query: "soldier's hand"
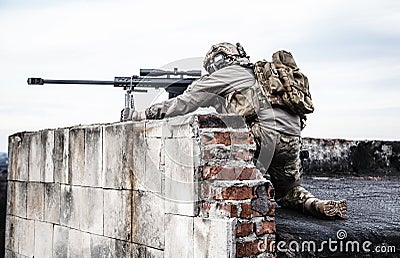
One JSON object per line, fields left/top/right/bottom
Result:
{"left": 120, "top": 109, "right": 145, "bottom": 122}
{"left": 130, "top": 111, "right": 146, "bottom": 121}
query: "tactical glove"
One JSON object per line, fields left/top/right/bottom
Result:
{"left": 130, "top": 111, "right": 146, "bottom": 121}
{"left": 120, "top": 109, "right": 146, "bottom": 122}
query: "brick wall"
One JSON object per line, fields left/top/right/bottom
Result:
{"left": 5, "top": 114, "right": 276, "bottom": 258}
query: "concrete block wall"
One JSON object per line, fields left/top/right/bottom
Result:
{"left": 6, "top": 114, "right": 275, "bottom": 258}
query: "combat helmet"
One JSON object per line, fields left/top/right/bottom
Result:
{"left": 203, "top": 42, "right": 247, "bottom": 74}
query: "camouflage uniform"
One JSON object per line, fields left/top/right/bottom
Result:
{"left": 141, "top": 43, "right": 346, "bottom": 219}
{"left": 251, "top": 123, "right": 314, "bottom": 210}
{"left": 144, "top": 59, "right": 258, "bottom": 119}
{"left": 144, "top": 59, "right": 315, "bottom": 212}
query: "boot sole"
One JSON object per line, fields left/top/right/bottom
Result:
{"left": 323, "top": 199, "right": 347, "bottom": 219}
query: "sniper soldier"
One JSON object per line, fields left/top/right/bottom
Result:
{"left": 125, "top": 42, "right": 347, "bottom": 219}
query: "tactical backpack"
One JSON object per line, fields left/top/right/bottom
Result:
{"left": 253, "top": 50, "right": 314, "bottom": 117}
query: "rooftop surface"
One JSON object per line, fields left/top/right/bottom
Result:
{"left": 275, "top": 176, "right": 400, "bottom": 257}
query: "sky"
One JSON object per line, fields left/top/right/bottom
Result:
{"left": 0, "top": 0, "right": 399, "bottom": 152}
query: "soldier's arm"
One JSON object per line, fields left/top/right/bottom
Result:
{"left": 145, "top": 70, "right": 233, "bottom": 119}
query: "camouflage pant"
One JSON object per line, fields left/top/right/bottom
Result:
{"left": 251, "top": 123, "right": 314, "bottom": 210}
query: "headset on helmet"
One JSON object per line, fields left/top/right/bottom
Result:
{"left": 203, "top": 42, "right": 248, "bottom": 74}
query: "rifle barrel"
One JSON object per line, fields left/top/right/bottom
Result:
{"left": 28, "top": 78, "right": 114, "bottom": 85}
{"left": 44, "top": 79, "right": 114, "bottom": 85}
{"left": 28, "top": 77, "right": 196, "bottom": 88}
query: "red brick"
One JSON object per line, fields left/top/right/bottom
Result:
{"left": 236, "top": 238, "right": 275, "bottom": 257}
{"left": 202, "top": 149, "right": 213, "bottom": 160}
{"left": 216, "top": 203, "right": 238, "bottom": 217}
{"left": 236, "top": 222, "right": 254, "bottom": 237}
{"left": 202, "top": 166, "right": 224, "bottom": 179}
{"left": 236, "top": 168, "right": 260, "bottom": 180}
{"left": 267, "top": 202, "right": 275, "bottom": 216}
{"left": 240, "top": 203, "right": 262, "bottom": 218}
{"left": 202, "top": 166, "right": 260, "bottom": 180}
{"left": 201, "top": 132, "right": 231, "bottom": 145}
{"left": 267, "top": 237, "right": 276, "bottom": 253}
{"left": 233, "top": 132, "right": 254, "bottom": 144}
{"left": 200, "top": 133, "right": 215, "bottom": 145}
{"left": 200, "top": 182, "right": 211, "bottom": 199}
{"left": 200, "top": 131, "right": 254, "bottom": 146}
{"left": 219, "top": 186, "right": 253, "bottom": 200}
{"left": 202, "top": 202, "right": 211, "bottom": 212}
{"left": 256, "top": 220, "right": 276, "bottom": 235}
{"left": 236, "top": 240, "right": 264, "bottom": 257}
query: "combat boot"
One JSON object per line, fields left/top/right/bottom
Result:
{"left": 304, "top": 198, "right": 347, "bottom": 220}
{"left": 277, "top": 186, "right": 347, "bottom": 220}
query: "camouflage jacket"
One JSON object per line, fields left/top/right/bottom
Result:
{"left": 145, "top": 59, "right": 301, "bottom": 136}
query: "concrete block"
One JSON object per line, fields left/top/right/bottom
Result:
{"left": 6, "top": 181, "right": 27, "bottom": 217}
{"left": 7, "top": 134, "right": 15, "bottom": 181}
{"left": 84, "top": 126, "right": 103, "bottom": 187}
{"left": 145, "top": 115, "right": 196, "bottom": 138}
{"left": 28, "top": 133, "right": 44, "bottom": 182}
{"left": 17, "top": 135, "right": 30, "bottom": 182}
{"left": 27, "top": 182, "right": 44, "bottom": 221}
{"left": 17, "top": 218, "right": 35, "bottom": 257}
{"left": 6, "top": 181, "right": 14, "bottom": 216}
{"left": 132, "top": 191, "right": 164, "bottom": 249}
{"left": 114, "top": 239, "right": 132, "bottom": 258}
{"left": 34, "top": 221, "right": 53, "bottom": 258}
{"left": 103, "top": 123, "right": 145, "bottom": 189}
{"left": 145, "top": 120, "right": 169, "bottom": 138}
{"left": 90, "top": 234, "right": 114, "bottom": 258}
{"left": 164, "top": 214, "right": 194, "bottom": 258}
{"left": 44, "top": 183, "right": 60, "bottom": 224}
{"left": 144, "top": 247, "right": 164, "bottom": 258}
{"left": 104, "top": 189, "right": 131, "bottom": 241}
{"left": 166, "top": 115, "right": 196, "bottom": 138}
{"left": 53, "top": 225, "right": 69, "bottom": 258}
{"left": 79, "top": 186, "right": 103, "bottom": 235}
{"left": 4, "top": 249, "right": 17, "bottom": 258}
{"left": 69, "top": 228, "right": 91, "bottom": 258}
{"left": 44, "top": 130, "right": 55, "bottom": 182}
{"left": 137, "top": 138, "right": 162, "bottom": 193}
{"left": 8, "top": 133, "right": 29, "bottom": 182}
{"left": 132, "top": 243, "right": 163, "bottom": 258}
{"left": 103, "top": 124, "right": 125, "bottom": 189}
{"left": 164, "top": 138, "right": 199, "bottom": 216}
{"left": 69, "top": 128, "right": 85, "bottom": 186}
{"left": 193, "top": 217, "right": 236, "bottom": 258}
{"left": 60, "top": 185, "right": 80, "bottom": 229}
{"left": 5, "top": 215, "right": 17, "bottom": 252}
{"left": 126, "top": 123, "right": 146, "bottom": 191}
{"left": 54, "top": 129, "right": 69, "bottom": 184}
